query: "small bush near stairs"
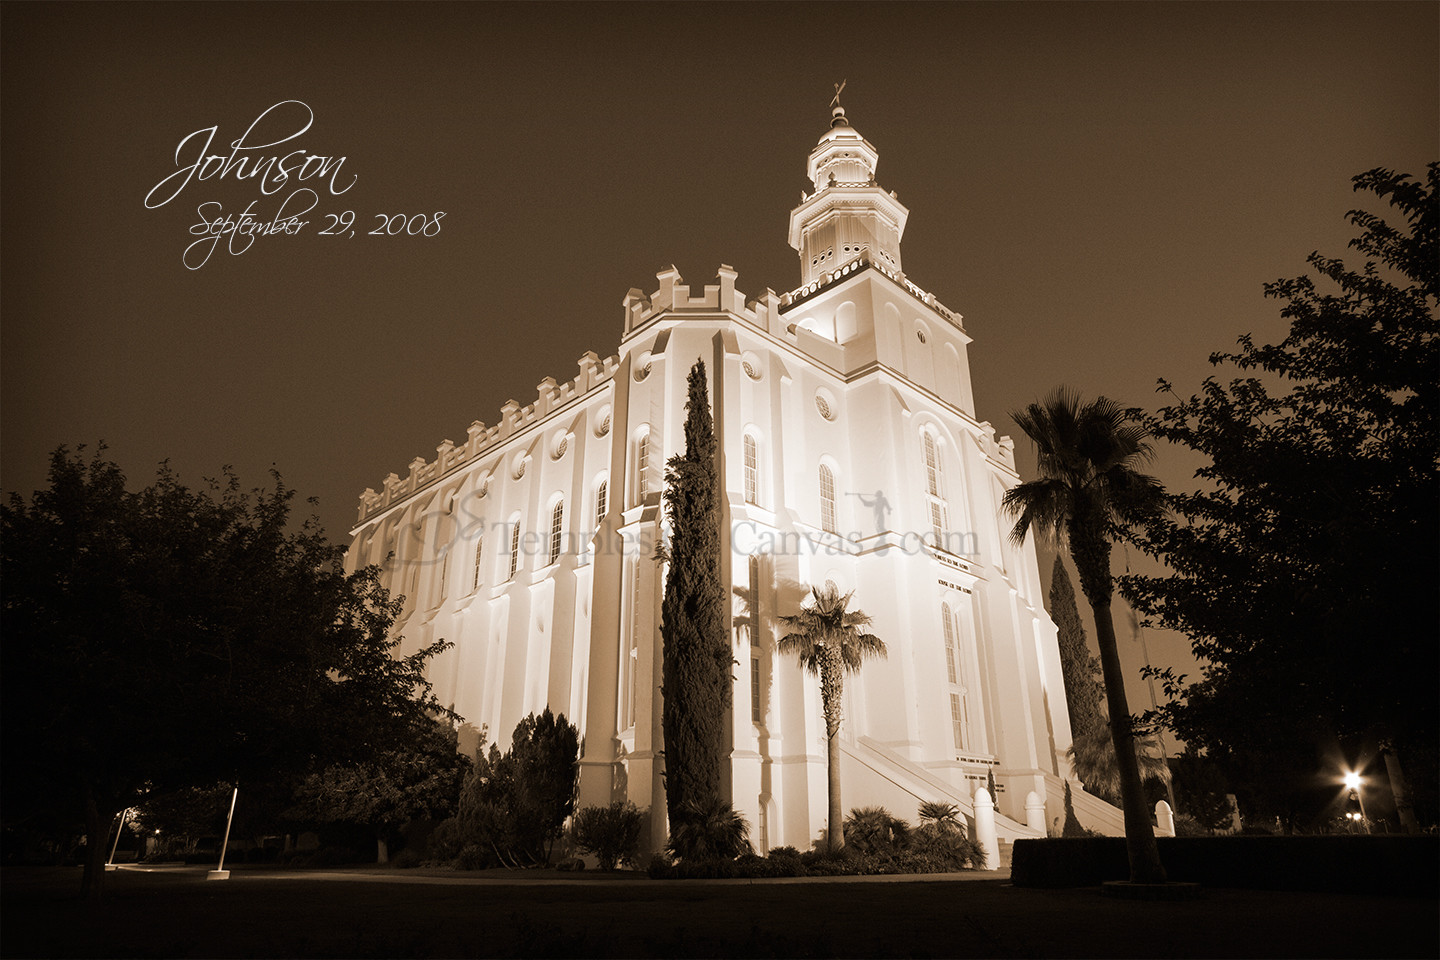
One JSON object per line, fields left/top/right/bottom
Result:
{"left": 649, "top": 803, "right": 989, "bottom": 878}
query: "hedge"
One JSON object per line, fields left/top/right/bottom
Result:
{"left": 1011, "top": 836, "right": 1439, "bottom": 894}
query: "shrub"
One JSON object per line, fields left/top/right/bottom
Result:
{"left": 455, "top": 843, "right": 489, "bottom": 871}
{"left": 666, "top": 798, "right": 751, "bottom": 863}
{"left": 800, "top": 846, "right": 861, "bottom": 876}
{"left": 570, "top": 801, "right": 646, "bottom": 870}
{"left": 1173, "top": 813, "right": 1209, "bottom": 837}
{"left": 426, "top": 817, "right": 466, "bottom": 861}
{"left": 762, "top": 850, "right": 806, "bottom": 877}
{"left": 844, "top": 806, "right": 910, "bottom": 855}
{"left": 766, "top": 845, "right": 804, "bottom": 874}
{"left": 646, "top": 851, "right": 676, "bottom": 879}
{"left": 555, "top": 856, "right": 585, "bottom": 872}
{"left": 391, "top": 848, "right": 423, "bottom": 869}
{"left": 452, "top": 711, "right": 580, "bottom": 867}
{"left": 912, "top": 822, "right": 987, "bottom": 869}
{"left": 912, "top": 799, "right": 986, "bottom": 869}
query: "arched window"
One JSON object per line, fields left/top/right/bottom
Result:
{"left": 819, "top": 464, "right": 837, "bottom": 533}
{"left": 743, "top": 434, "right": 759, "bottom": 505}
{"left": 471, "top": 531, "right": 484, "bottom": 592}
{"left": 922, "top": 430, "right": 949, "bottom": 545}
{"left": 637, "top": 431, "right": 651, "bottom": 501}
{"left": 507, "top": 519, "right": 521, "bottom": 581}
{"left": 548, "top": 499, "right": 565, "bottom": 566}
{"left": 595, "top": 479, "right": 608, "bottom": 526}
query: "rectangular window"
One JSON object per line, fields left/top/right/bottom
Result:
{"left": 508, "top": 522, "right": 520, "bottom": 580}
{"left": 924, "top": 434, "right": 941, "bottom": 497}
{"left": 471, "top": 533, "right": 484, "bottom": 592}
{"left": 942, "top": 606, "right": 959, "bottom": 685}
{"left": 751, "top": 656, "right": 762, "bottom": 722}
{"left": 950, "top": 693, "right": 965, "bottom": 751}
{"left": 595, "top": 480, "right": 607, "bottom": 525}
{"left": 626, "top": 562, "right": 641, "bottom": 728}
{"left": 638, "top": 434, "right": 650, "bottom": 500}
{"left": 744, "top": 435, "right": 758, "bottom": 504}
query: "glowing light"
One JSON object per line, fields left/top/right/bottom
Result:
{"left": 1343, "top": 771, "right": 1362, "bottom": 790}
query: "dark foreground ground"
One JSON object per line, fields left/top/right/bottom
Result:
{"left": 3, "top": 863, "right": 1436, "bottom": 959}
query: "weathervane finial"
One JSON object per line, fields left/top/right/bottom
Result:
{"left": 829, "top": 80, "right": 849, "bottom": 127}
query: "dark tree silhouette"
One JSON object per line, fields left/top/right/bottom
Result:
{"left": 1124, "top": 164, "right": 1439, "bottom": 830}
{"left": 1, "top": 447, "right": 448, "bottom": 898}
{"left": 659, "top": 360, "right": 729, "bottom": 834}
{"left": 1049, "top": 555, "right": 1106, "bottom": 746}
{"left": 1003, "top": 392, "right": 1167, "bottom": 883}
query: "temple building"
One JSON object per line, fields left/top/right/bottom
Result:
{"left": 346, "top": 103, "right": 1123, "bottom": 853}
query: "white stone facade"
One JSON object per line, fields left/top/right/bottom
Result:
{"left": 347, "top": 108, "right": 1108, "bottom": 851}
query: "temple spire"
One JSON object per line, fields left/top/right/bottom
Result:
{"left": 787, "top": 92, "right": 910, "bottom": 285}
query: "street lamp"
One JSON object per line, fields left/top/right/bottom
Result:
{"left": 1342, "top": 771, "right": 1370, "bottom": 834}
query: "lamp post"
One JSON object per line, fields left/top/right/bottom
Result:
{"left": 207, "top": 784, "right": 239, "bottom": 881}
{"left": 104, "top": 808, "right": 130, "bottom": 871}
{"left": 1343, "top": 771, "right": 1370, "bottom": 834}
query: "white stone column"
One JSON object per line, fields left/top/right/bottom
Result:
{"left": 1155, "top": 799, "right": 1175, "bottom": 837}
{"left": 1025, "top": 790, "right": 1047, "bottom": 833}
{"left": 973, "top": 786, "right": 999, "bottom": 869}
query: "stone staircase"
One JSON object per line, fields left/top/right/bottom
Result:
{"left": 842, "top": 737, "right": 1044, "bottom": 844}
{"left": 995, "top": 838, "right": 1013, "bottom": 872}
{"left": 1041, "top": 771, "right": 1126, "bottom": 836}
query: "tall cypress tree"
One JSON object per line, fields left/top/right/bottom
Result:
{"left": 1049, "top": 554, "right": 1105, "bottom": 743}
{"left": 660, "top": 359, "right": 729, "bottom": 831}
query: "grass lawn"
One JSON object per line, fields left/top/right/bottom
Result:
{"left": 3, "top": 864, "right": 1435, "bottom": 958}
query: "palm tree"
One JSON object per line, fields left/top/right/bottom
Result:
{"left": 915, "top": 800, "right": 986, "bottom": 868}
{"left": 666, "top": 797, "right": 752, "bottom": 862}
{"left": 1067, "top": 721, "right": 1173, "bottom": 803}
{"left": 1002, "top": 388, "right": 1168, "bottom": 884}
{"left": 916, "top": 800, "right": 962, "bottom": 831}
{"left": 778, "top": 583, "right": 887, "bottom": 854}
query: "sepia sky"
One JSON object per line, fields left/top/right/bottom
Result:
{"left": 3, "top": 1, "right": 1435, "bottom": 717}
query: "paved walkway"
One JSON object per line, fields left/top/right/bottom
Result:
{"left": 115, "top": 861, "right": 1012, "bottom": 885}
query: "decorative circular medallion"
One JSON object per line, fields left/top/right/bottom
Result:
{"left": 815, "top": 393, "right": 836, "bottom": 421}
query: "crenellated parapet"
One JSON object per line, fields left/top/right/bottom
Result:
{"left": 624, "top": 264, "right": 782, "bottom": 338}
{"left": 356, "top": 350, "right": 621, "bottom": 523}
{"left": 779, "top": 252, "right": 964, "bottom": 331}
{"left": 975, "top": 420, "right": 1019, "bottom": 474}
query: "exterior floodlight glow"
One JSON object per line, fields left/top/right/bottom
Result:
{"left": 1343, "top": 771, "right": 1362, "bottom": 790}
